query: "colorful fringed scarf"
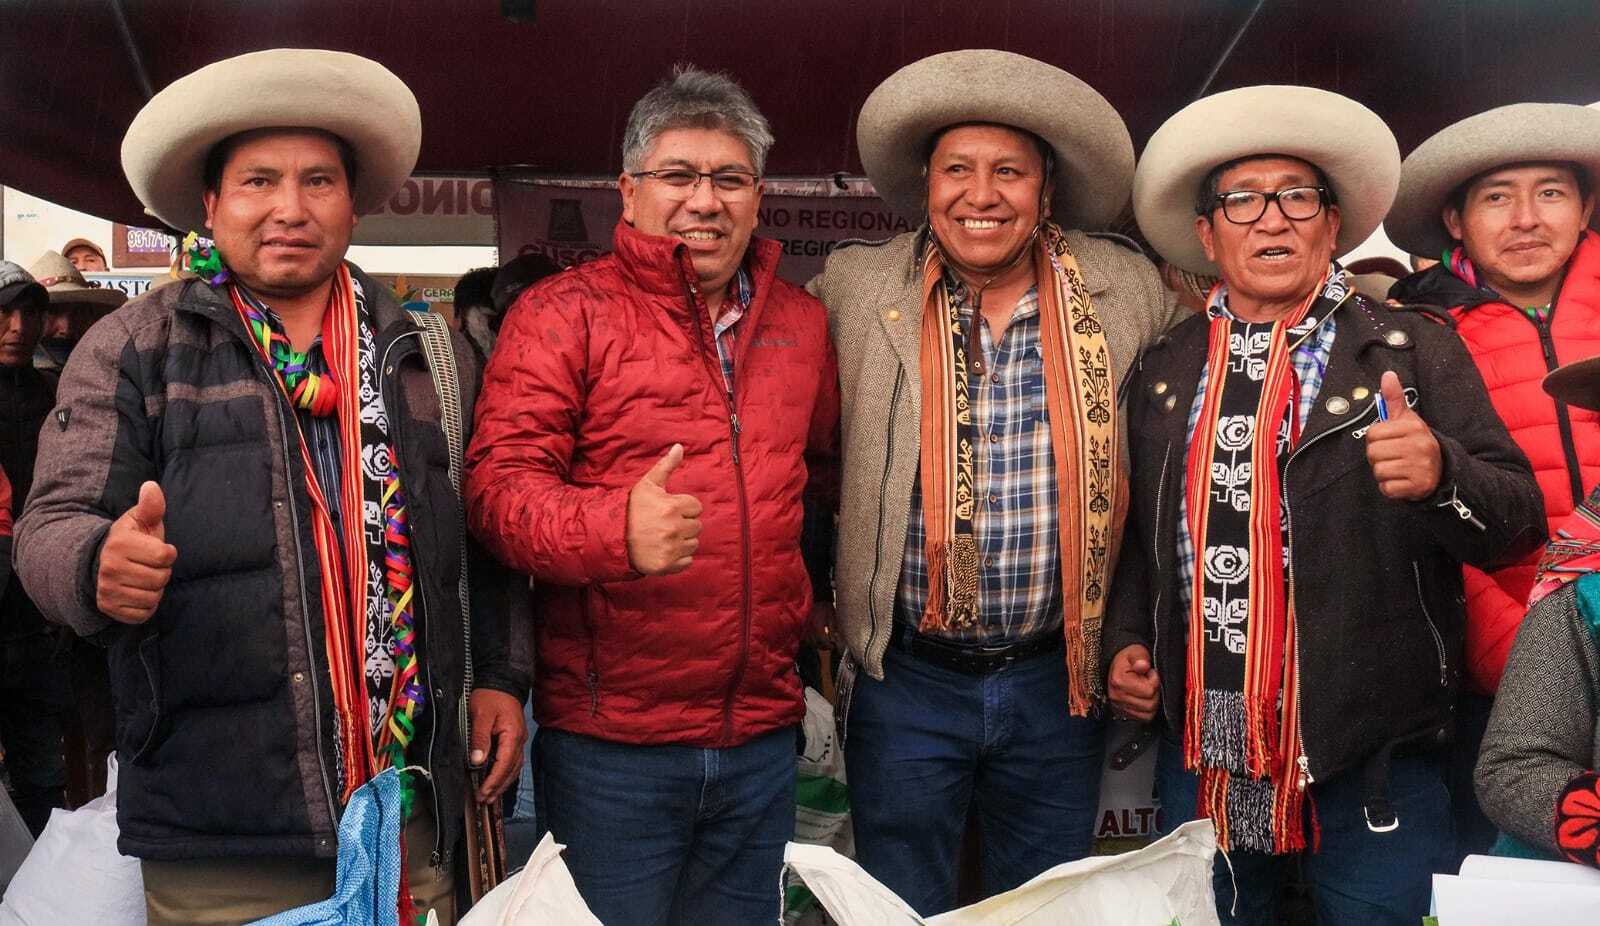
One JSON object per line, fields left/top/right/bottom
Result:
{"left": 1530, "top": 482, "right": 1600, "bottom": 608}
{"left": 917, "top": 221, "right": 1123, "bottom": 715}
{"left": 1183, "top": 270, "right": 1351, "bottom": 854}
{"left": 230, "top": 265, "right": 426, "bottom": 921}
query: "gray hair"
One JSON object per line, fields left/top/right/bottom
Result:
{"left": 621, "top": 65, "right": 775, "bottom": 175}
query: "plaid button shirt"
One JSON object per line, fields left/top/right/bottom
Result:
{"left": 711, "top": 268, "right": 753, "bottom": 391}
{"left": 1175, "top": 284, "right": 1338, "bottom": 611}
{"left": 895, "top": 280, "right": 1063, "bottom": 644}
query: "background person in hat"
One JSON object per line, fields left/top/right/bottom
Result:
{"left": 27, "top": 249, "right": 127, "bottom": 372}
{"left": 1107, "top": 85, "right": 1544, "bottom": 925}
{"left": 23, "top": 250, "right": 126, "bottom": 808}
{"left": 1386, "top": 102, "right": 1600, "bottom": 863}
{"left": 14, "top": 49, "right": 530, "bottom": 925}
{"left": 60, "top": 238, "right": 108, "bottom": 273}
{"left": 807, "top": 49, "right": 1186, "bottom": 913}
{"left": 464, "top": 66, "right": 839, "bottom": 924}
{"left": 0, "top": 260, "right": 71, "bottom": 837}
{"left": 1477, "top": 354, "right": 1600, "bottom": 872}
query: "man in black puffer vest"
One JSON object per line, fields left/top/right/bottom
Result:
{"left": 15, "top": 51, "right": 530, "bottom": 926}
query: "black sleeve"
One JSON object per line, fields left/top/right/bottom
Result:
{"left": 1408, "top": 320, "right": 1546, "bottom": 568}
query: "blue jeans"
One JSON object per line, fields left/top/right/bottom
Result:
{"left": 844, "top": 645, "right": 1105, "bottom": 915}
{"left": 1155, "top": 735, "right": 1454, "bottom": 926}
{"left": 536, "top": 726, "right": 797, "bottom": 926}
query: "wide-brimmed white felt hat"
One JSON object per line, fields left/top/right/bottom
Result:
{"left": 1133, "top": 85, "right": 1400, "bottom": 275}
{"left": 1385, "top": 102, "right": 1600, "bottom": 259}
{"left": 121, "top": 48, "right": 420, "bottom": 234}
{"left": 857, "top": 49, "right": 1133, "bottom": 230}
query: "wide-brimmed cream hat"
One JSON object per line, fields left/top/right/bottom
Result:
{"left": 857, "top": 50, "right": 1133, "bottom": 229}
{"left": 1385, "top": 103, "right": 1600, "bottom": 259}
{"left": 1133, "top": 85, "right": 1400, "bottom": 275}
{"left": 27, "top": 251, "right": 127, "bottom": 309}
{"left": 121, "top": 48, "right": 421, "bottom": 234}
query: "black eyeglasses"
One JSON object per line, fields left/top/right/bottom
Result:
{"left": 629, "top": 168, "right": 761, "bottom": 199}
{"left": 1203, "top": 186, "right": 1333, "bottom": 224}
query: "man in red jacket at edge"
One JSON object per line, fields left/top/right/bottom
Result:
{"left": 464, "top": 65, "right": 839, "bottom": 925}
{"left": 1387, "top": 102, "right": 1600, "bottom": 859}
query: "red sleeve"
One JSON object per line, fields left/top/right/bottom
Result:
{"left": 0, "top": 464, "right": 14, "bottom": 539}
{"left": 463, "top": 282, "right": 636, "bottom": 587}
{"left": 1463, "top": 564, "right": 1525, "bottom": 695}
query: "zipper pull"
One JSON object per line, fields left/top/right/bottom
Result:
{"left": 729, "top": 410, "right": 742, "bottom": 464}
{"left": 1297, "top": 754, "right": 1315, "bottom": 787}
{"left": 1434, "top": 485, "right": 1486, "bottom": 531}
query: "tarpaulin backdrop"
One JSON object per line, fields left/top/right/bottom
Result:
{"left": 494, "top": 173, "right": 913, "bottom": 285}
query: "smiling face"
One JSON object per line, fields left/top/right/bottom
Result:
{"left": 925, "top": 124, "right": 1052, "bottom": 280}
{"left": 1195, "top": 156, "right": 1341, "bottom": 319}
{"left": 201, "top": 129, "right": 358, "bottom": 301}
{"left": 619, "top": 127, "right": 762, "bottom": 298}
{"left": 1443, "top": 162, "right": 1593, "bottom": 306}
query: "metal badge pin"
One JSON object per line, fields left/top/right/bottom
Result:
{"left": 1163, "top": 395, "right": 1177, "bottom": 412}
{"left": 1352, "top": 386, "right": 1371, "bottom": 401}
{"left": 1153, "top": 381, "right": 1169, "bottom": 395}
{"left": 1325, "top": 396, "right": 1351, "bottom": 415}
{"left": 1384, "top": 329, "right": 1410, "bottom": 347}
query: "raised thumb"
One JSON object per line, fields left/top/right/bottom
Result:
{"left": 130, "top": 481, "right": 166, "bottom": 537}
{"left": 641, "top": 444, "right": 684, "bottom": 489}
{"left": 1380, "top": 371, "right": 1409, "bottom": 418}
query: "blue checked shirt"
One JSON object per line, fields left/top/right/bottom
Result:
{"left": 1175, "top": 281, "right": 1338, "bottom": 611}
{"left": 711, "top": 268, "right": 753, "bottom": 391}
{"left": 895, "top": 280, "right": 1063, "bottom": 644}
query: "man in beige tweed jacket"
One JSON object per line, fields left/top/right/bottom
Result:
{"left": 806, "top": 50, "right": 1186, "bottom": 914}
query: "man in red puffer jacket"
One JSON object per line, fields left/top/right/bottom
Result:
{"left": 1387, "top": 101, "right": 1600, "bottom": 860}
{"left": 464, "top": 66, "right": 838, "bottom": 926}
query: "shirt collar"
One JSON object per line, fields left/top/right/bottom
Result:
{"left": 1205, "top": 262, "right": 1344, "bottom": 327}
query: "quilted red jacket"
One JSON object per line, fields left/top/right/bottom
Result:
{"left": 1393, "top": 231, "right": 1600, "bottom": 694}
{"left": 465, "top": 221, "right": 840, "bottom": 747}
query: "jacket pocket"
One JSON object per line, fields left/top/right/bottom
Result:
{"left": 113, "top": 633, "right": 163, "bottom": 764}
{"left": 1411, "top": 561, "right": 1450, "bottom": 689}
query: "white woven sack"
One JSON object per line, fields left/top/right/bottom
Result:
{"left": 458, "top": 832, "right": 600, "bottom": 925}
{"left": 0, "top": 755, "right": 145, "bottom": 926}
{"left": 783, "top": 817, "right": 1220, "bottom": 926}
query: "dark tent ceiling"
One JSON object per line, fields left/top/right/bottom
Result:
{"left": 4, "top": 0, "right": 1600, "bottom": 229}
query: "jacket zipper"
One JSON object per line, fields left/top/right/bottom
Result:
{"left": 1281, "top": 401, "right": 1379, "bottom": 784}
{"left": 261, "top": 369, "right": 340, "bottom": 830}
{"left": 681, "top": 272, "right": 754, "bottom": 743}
{"left": 1410, "top": 561, "right": 1449, "bottom": 687}
{"left": 866, "top": 369, "right": 905, "bottom": 665}
{"left": 1529, "top": 312, "right": 1585, "bottom": 505}
{"left": 378, "top": 330, "right": 446, "bottom": 864}
{"left": 1150, "top": 441, "right": 1172, "bottom": 728}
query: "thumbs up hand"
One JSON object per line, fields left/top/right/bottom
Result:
{"left": 96, "top": 481, "right": 178, "bottom": 624}
{"left": 625, "top": 445, "right": 704, "bottom": 576}
{"left": 1365, "top": 371, "right": 1443, "bottom": 501}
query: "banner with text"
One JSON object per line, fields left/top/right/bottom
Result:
{"left": 494, "top": 175, "right": 914, "bottom": 285}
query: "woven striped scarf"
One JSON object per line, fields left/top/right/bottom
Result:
{"left": 1183, "top": 270, "right": 1348, "bottom": 854}
{"left": 917, "top": 221, "right": 1123, "bottom": 715}
{"left": 230, "top": 265, "right": 425, "bottom": 920}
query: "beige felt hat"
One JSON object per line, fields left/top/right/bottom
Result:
{"left": 1385, "top": 103, "right": 1600, "bottom": 259}
{"left": 1133, "top": 85, "right": 1400, "bottom": 275}
{"left": 121, "top": 48, "right": 421, "bottom": 234}
{"left": 27, "top": 251, "right": 127, "bottom": 309}
{"left": 856, "top": 50, "right": 1134, "bottom": 229}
